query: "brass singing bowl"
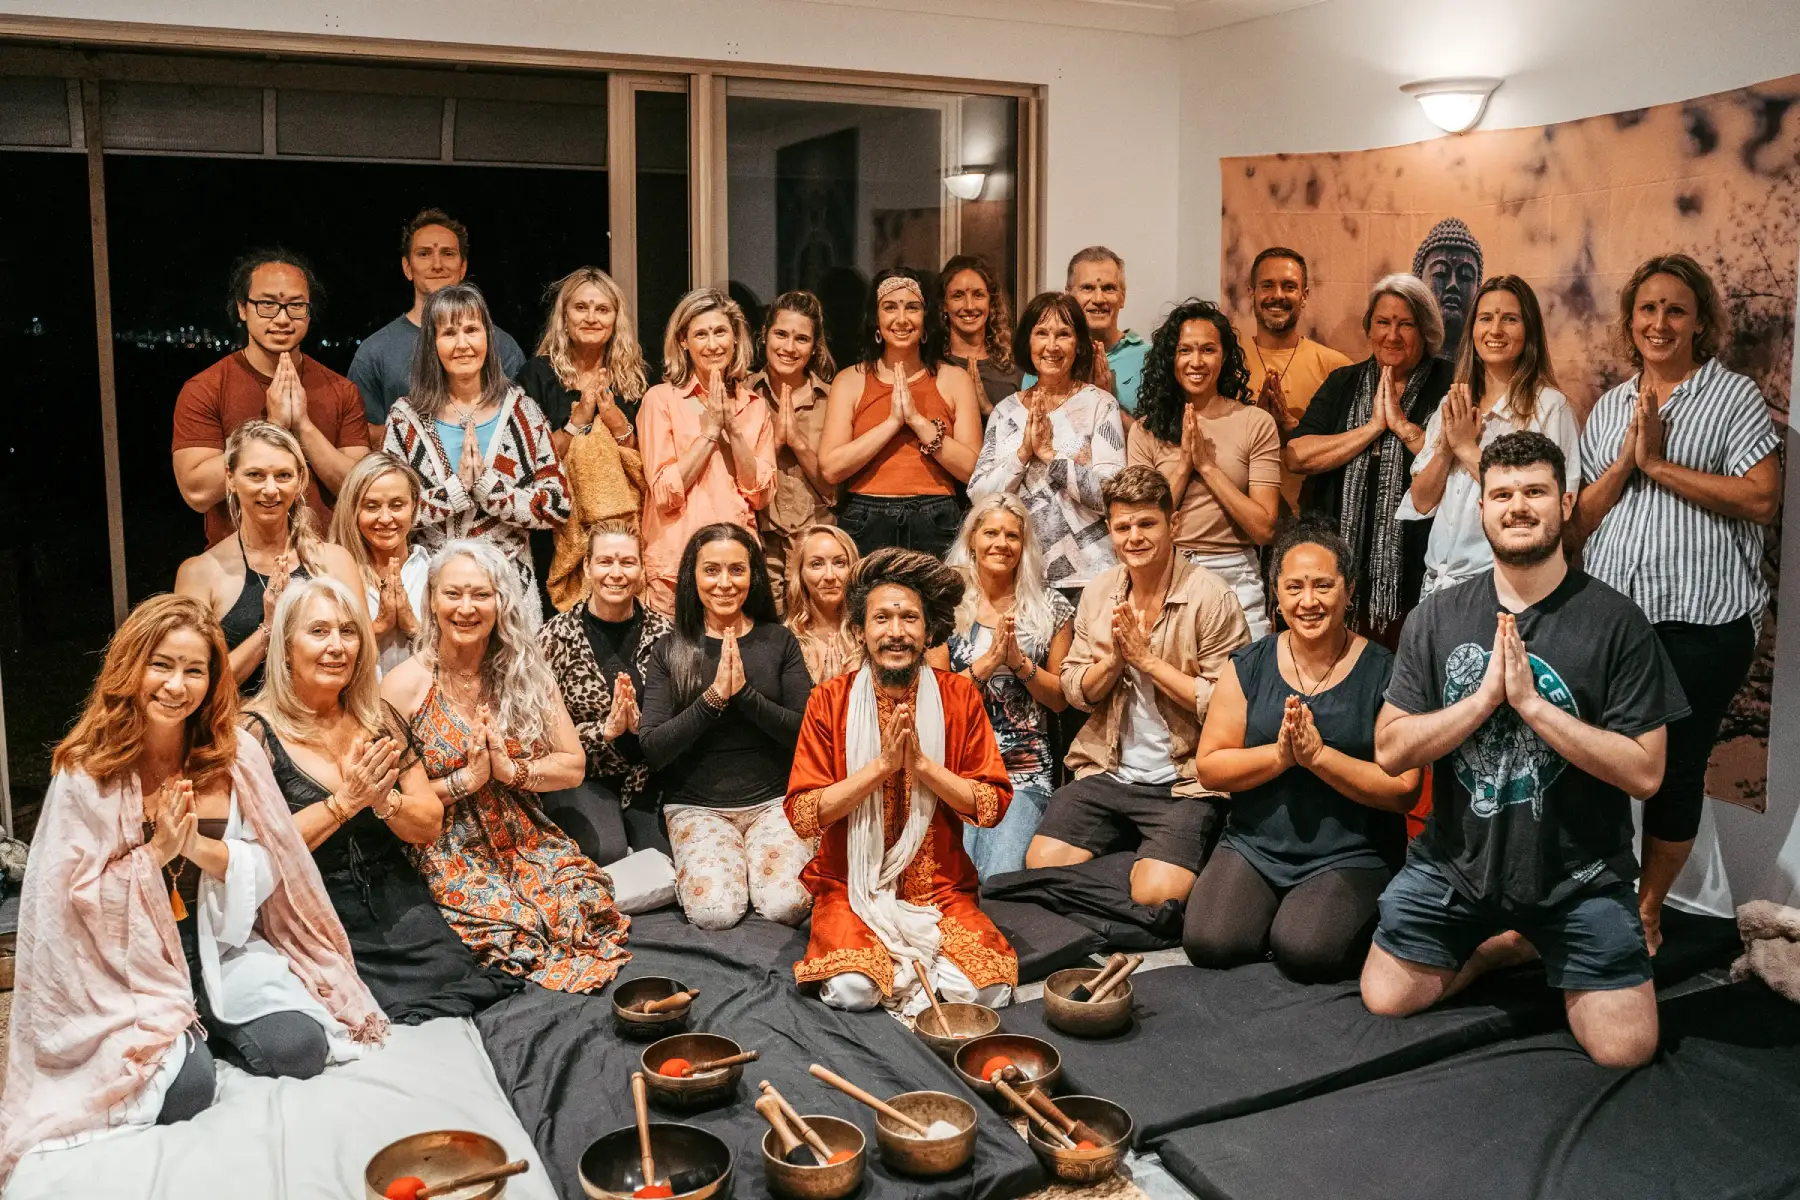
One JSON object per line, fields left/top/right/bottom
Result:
{"left": 873, "top": 1090, "right": 978, "bottom": 1178}
{"left": 1025, "top": 1095, "right": 1134, "bottom": 1184}
{"left": 577, "top": 1122, "right": 732, "bottom": 1200}
{"left": 612, "top": 976, "right": 695, "bottom": 1041}
{"left": 1042, "top": 967, "right": 1135, "bottom": 1038}
{"left": 760, "top": 1114, "right": 866, "bottom": 1199}
{"left": 364, "top": 1129, "right": 509, "bottom": 1200}
{"left": 954, "top": 1033, "right": 1062, "bottom": 1108}
{"left": 640, "top": 1033, "right": 745, "bottom": 1109}
{"left": 913, "top": 1002, "right": 1001, "bottom": 1063}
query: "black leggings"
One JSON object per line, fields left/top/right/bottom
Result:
{"left": 1183, "top": 844, "right": 1390, "bottom": 982}
{"left": 154, "top": 1010, "right": 328, "bottom": 1126}
{"left": 1643, "top": 617, "right": 1755, "bottom": 843}
{"left": 542, "top": 776, "right": 672, "bottom": 864}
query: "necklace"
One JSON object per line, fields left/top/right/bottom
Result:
{"left": 1284, "top": 627, "right": 1351, "bottom": 699}
{"left": 1252, "top": 339, "right": 1301, "bottom": 380}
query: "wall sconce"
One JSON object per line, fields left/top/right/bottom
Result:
{"left": 1401, "top": 77, "right": 1502, "bottom": 134}
{"left": 943, "top": 168, "right": 989, "bottom": 201}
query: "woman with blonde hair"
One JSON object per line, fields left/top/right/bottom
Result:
{"left": 928, "top": 492, "right": 1073, "bottom": 878}
{"left": 0, "top": 595, "right": 383, "bottom": 1181}
{"left": 520, "top": 266, "right": 647, "bottom": 456}
{"left": 381, "top": 539, "right": 631, "bottom": 992}
{"left": 246, "top": 576, "right": 519, "bottom": 1020}
{"left": 636, "top": 287, "right": 777, "bottom": 614}
{"left": 382, "top": 282, "right": 570, "bottom": 618}
{"left": 783, "top": 523, "right": 861, "bottom": 683}
{"left": 176, "top": 419, "right": 364, "bottom": 693}
{"left": 328, "top": 451, "right": 428, "bottom": 675}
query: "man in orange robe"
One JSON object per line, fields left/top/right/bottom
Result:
{"left": 786, "top": 548, "right": 1018, "bottom": 1015}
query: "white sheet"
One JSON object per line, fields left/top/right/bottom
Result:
{"left": 5, "top": 1018, "right": 555, "bottom": 1200}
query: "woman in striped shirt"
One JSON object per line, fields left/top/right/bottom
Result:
{"left": 1571, "top": 253, "right": 1782, "bottom": 954}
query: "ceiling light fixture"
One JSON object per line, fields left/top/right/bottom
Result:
{"left": 1401, "top": 77, "right": 1502, "bottom": 134}
{"left": 943, "top": 168, "right": 989, "bottom": 201}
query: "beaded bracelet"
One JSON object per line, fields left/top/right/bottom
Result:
{"left": 919, "top": 417, "right": 948, "bottom": 456}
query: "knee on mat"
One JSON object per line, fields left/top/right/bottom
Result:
{"left": 1358, "top": 970, "right": 1425, "bottom": 1018}
{"left": 750, "top": 882, "right": 812, "bottom": 928}
{"left": 818, "top": 972, "right": 882, "bottom": 1012}
{"left": 683, "top": 894, "right": 749, "bottom": 930}
{"left": 1272, "top": 930, "right": 1366, "bottom": 984}
{"left": 246, "top": 1014, "right": 330, "bottom": 1080}
{"left": 1183, "top": 925, "right": 1261, "bottom": 970}
{"left": 1579, "top": 1023, "right": 1659, "bottom": 1070}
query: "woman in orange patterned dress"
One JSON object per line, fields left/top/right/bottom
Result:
{"left": 382, "top": 538, "right": 629, "bottom": 992}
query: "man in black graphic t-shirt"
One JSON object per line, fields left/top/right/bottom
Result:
{"left": 1365, "top": 432, "right": 1687, "bottom": 1069}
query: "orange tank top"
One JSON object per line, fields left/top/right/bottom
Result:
{"left": 848, "top": 368, "right": 956, "bottom": 496}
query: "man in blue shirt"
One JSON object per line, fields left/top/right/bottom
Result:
{"left": 351, "top": 207, "right": 527, "bottom": 445}
{"left": 1023, "top": 245, "right": 1148, "bottom": 424}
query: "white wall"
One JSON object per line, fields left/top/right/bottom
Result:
{"left": 1, "top": 0, "right": 1182, "bottom": 333}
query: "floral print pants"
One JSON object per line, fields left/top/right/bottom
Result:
{"left": 664, "top": 799, "right": 814, "bottom": 930}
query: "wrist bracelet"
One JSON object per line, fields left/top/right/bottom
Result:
{"left": 564, "top": 420, "right": 593, "bottom": 436}
{"left": 374, "top": 787, "right": 403, "bottom": 820}
{"left": 323, "top": 792, "right": 350, "bottom": 824}
{"left": 702, "top": 685, "right": 727, "bottom": 711}
{"left": 919, "top": 417, "right": 948, "bottom": 456}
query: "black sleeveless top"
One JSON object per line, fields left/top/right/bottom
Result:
{"left": 1221, "top": 633, "right": 1406, "bottom": 888}
{"left": 220, "top": 535, "right": 311, "bottom": 695}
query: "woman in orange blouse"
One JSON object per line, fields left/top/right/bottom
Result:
{"left": 637, "top": 289, "right": 778, "bottom": 614}
{"left": 818, "top": 269, "right": 983, "bottom": 560}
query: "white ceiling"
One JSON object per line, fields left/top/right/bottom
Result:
{"left": 792, "top": 0, "right": 1328, "bottom": 37}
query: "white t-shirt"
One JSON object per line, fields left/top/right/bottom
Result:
{"left": 1115, "top": 665, "right": 1178, "bottom": 785}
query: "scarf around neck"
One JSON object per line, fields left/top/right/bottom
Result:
{"left": 1339, "top": 359, "right": 1427, "bottom": 633}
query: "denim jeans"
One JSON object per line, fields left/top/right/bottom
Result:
{"left": 837, "top": 493, "right": 963, "bottom": 560}
{"left": 963, "top": 781, "right": 1050, "bottom": 881}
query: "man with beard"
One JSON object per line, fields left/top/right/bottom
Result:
{"left": 1364, "top": 431, "right": 1687, "bottom": 1068}
{"left": 786, "top": 547, "right": 1018, "bottom": 1014}
{"left": 1240, "top": 248, "right": 1352, "bottom": 515}
{"left": 1023, "top": 246, "right": 1148, "bottom": 421}
{"left": 1412, "top": 218, "right": 1483, "bottom": 362}
{"left": 1027, "top": 467, "right": 1252, "bottom": 906}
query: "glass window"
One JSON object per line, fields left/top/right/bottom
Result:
{"left": 634, "top": 88, "right": 690, "bottom": 383}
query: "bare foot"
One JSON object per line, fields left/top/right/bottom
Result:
{"left": 1639, "top": 906, "right": 1663, "bottom": 957}
{"left": 1444, "top": 930, "right": 1540, "bottom": 999}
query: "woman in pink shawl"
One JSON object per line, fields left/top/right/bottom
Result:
{"left": 0, "top": 594, "right": 385, "bottom": 1185}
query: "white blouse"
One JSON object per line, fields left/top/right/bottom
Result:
{"left": 1396, "top": 386, "right": 1582, "bottom": 596}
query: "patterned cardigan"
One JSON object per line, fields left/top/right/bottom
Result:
{"left": 539, "top": 602, "right": 673, "bottom": 806}
{"left": 383, "top": 385, "right": 571, "bottom": 588}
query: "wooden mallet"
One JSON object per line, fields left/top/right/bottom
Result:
{"left": 756, "top": 1095, "right": 814, "bottom": 1166}
{"left": 670, "top": 1049, "right": 759, "bottom": 1078}
{"left": 630, "top": 1071, "right": 674, "bottom": 1198}
{"left": 633, "top": 988, "right": 700, "bottom": 1015}
{"left": 1067, "top": 953, "right": 1128, "bottom": 1003}
{"left": 1086, "top": 954, "right": 1143, "bottom": 1004}
{"left": 758, "top": 1080, "right": 836, "bottom": 1165}
{"left": 1025, "top": 1089, "right": 1106, "bottom": 1148}
{"left": 995, "top": 1078, "right": 1075, "bottom": 1149}
{"left": 910, "top": 957, "right": 951, "bottom": 1032}
{"left": 807, "top": 1063, "right": 932, "bottom": 1138}
{"left": 412, "top": 1160, "right": 530, "bottom": 1199}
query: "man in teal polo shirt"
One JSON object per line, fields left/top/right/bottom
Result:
{"left": 1023, "top": 245, "right": 1149, "bottom": 424}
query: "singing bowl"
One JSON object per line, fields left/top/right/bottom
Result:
{"left": 953, "top": 1033, "right": 1062, "bottom": 1108}
{"left": 1042, "top": 967, "right": 1135, "bottom": 1038}
{"left": 364, "top": 1129, "right": 510, "bottom": 1200}
{"left": 578, "top": 1122, "right": 732, "bottom": 1200}
{"left": 612, "top": 976, "right": 695, "bottom": 1040}
{"left": 872, "top": 1090, "right": 977, "bottom": 1178}
{"left": 1025, "top": 1095, "right": 1134, "bottom": 1184}
{"left": 913, "top": 1002, "right": 1000, "bottom": 1063}
{"left": 760, "top": 1114, "right": 866, "bottom": 1200}
{"left": 640, "top": 1033, "right": 745, "bottom": 1109}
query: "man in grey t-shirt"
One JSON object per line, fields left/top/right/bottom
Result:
{"left": 350, "top": 206, "right": 527, "bottom": 444}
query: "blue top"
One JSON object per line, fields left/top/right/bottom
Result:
{"left": 1022, "top": 329, "right": 1149, "bottom": 413}
{"left": 435, "top": 410, "right": 504, "bottom": 471}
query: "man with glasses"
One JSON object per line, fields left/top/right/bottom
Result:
{"left": 172, "top": 248, "right": 370, "bottom": 545}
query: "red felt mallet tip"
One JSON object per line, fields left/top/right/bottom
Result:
{"left": 657, "top": 1057, "right": 693, "bottom": 1078}
{"left": 826, "top": 1150, "right": 856, "bottom": 1165}
{"left": 980, "top": 1055, "right": 1015, "bottom": 1082}
{"left": 1075, "top": 1140, "right": 1098, "bottom": 1150}
{"left": 384, "top": 1177, "right": 427, "bottom": 1200}
{"left": 632, "top": 1186, "right": 675, "bottom": 1198}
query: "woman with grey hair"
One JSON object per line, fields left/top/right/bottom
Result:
{"left": 380, "top": 539, "right": 631, "bottom": 992}
{"left": 382, "top": 283, "right": 571, "bottom": 620}
{"left": 1285, "top": 273, "right": 1452, "bottom": 639}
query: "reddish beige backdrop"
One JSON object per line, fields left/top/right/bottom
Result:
{"left": 1221, "top": 75, "right": 1798, "bottom": 808}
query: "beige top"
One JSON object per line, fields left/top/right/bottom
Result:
{"left": 1059, "top": 556, "right": 1252, "bottom": 798}
{"left": 1126, "top": 403, "right": 1282, "bottom": 557}
{"left": 1240, "top": 334, "right": 1353, "bottom": 514}
{"left": 749, "top": 369, "right": 837, "bottom": 535}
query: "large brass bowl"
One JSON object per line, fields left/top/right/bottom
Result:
{"left": 611, "top": 976, "right": 696, "bottom": 1041}
{"left": 1024, "top": 1094, "right": 1134, "bottom": 1183}
{"left": 759, "top": 1114, "right": 866, "bottom": 1199}
{"left": 872, "top": 1090, "right": 977, "bottom": 1178}
{"left": 1042, "top": 966, "right": 1135, "bottom": 1038}
{"left": 577, "top": 1122, "right": 732, "bottom": 1199}
{"left": 364, "top": 1129, "right": 509, "bottom": 1200}
{"left": 640, "top": 1033, "right": 745, "bottom": 1110}
{"left": 953, "top": 1032, "right": 1062, "bottom": 1109}
{"left": 913, "top": 1002, "right": 1000, "bottom": 1063}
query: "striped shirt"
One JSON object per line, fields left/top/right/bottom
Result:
{"left": 1579, "top": 358, "right": 1779, "bottom": 626}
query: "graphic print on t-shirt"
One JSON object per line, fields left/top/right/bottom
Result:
{"left": 1442, "top": 642, "right": 1578, "bottom": 819}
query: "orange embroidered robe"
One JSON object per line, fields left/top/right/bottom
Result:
{"left": 786, "top": 671, "right": 1018, "bottom": 997}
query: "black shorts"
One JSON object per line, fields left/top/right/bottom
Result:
{"left": 1372, "top": 858, "right": 1652, "bottom": 992}
{"left": 1036, "top": 772, "right": 1220, "bottom": 872}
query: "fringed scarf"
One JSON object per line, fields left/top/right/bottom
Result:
{"left": 1338, "top": 359, "right": 1428, "bottom": 633}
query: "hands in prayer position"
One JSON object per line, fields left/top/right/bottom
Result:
{"left": 371, "top": 561, "right": 416, "bottom": 637}
{"left": 711, "top": 629, "right": 746, "bottom": 700}
{"left": 1257, "top": 368, "right": 1296, "bottom": 434}
{"left": 1183, "top": 405, "right": 1219, "bottom": 473}
{"left": 877, "top": 699, "right": 924, "bottom": 777}
{"left": 601, "top": 673, "right": 640, "bottom": 741}
{"left": 1109, "top": 600, "right": 1155, "bottom": 673}
{"left": 338, "top": 734, "right": 403, "bottom": 815}
{"left": 457, "top": 415, "right": 484, "bottom": 489}
{"left": 1374, "top": 365, "right": 1424, "bottom": 451}
{"left": 149, "top": 778, "right": 199, "bottom": 868}
{"left": 263, "top": 352, "right": 308, "bottom": 430}
{"left": 1018, "top": 393, "right": 1056, "bottom": 465}
{"left": 972, "top": 611, "right": 1027, "bottom": 682}
{"left": 1274, "top": 694, "right": 1324, "bottom": 770}
{"left": 1439, "top": 382, "right": 1485, "bottom": 473}
{"left": 260, "top": 551, "right": 293, "bottom": 627}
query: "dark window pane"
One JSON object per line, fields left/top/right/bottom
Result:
{"left": 635, "top": 89, "right": 689, "bottom": 382}
{"left": 0, "top": 77, "right": 72, "bottom": 148}
{"left": 456, "top": 98, "right": 607, "bottom": 167}
{"left": 276, "top": 90, "right": 443, "bottom": 160}
{"left": 100, "top": 81, "right": 263, "bottom": 154}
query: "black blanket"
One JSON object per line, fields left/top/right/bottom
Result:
{"left": 1156, "top": 980, "right": 1800, "bottom": 1200}
{"left": 476, "top": 910, "right": 1044, "bottom": 1200}
{"left": 983, "top": 853, "right": 1183, "bottom": 950}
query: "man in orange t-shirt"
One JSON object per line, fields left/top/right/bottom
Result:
{"left": 170, "top": 249, "right": 370, "bottom": 546}
{"left": 1239, "top": 247, "right": 1353, "bottom": 516}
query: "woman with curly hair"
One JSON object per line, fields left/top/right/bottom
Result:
{"left": 939, "top": 254, "right": 1021, "bottom": 415}
{"left": 1, "top": 595, "right": 383, "bottom": 1182}
{"left": 750, "top": 291, "right": 839, "bottom": 607}
{"left": 1128, "top": 299, "right": 1282, "bottom": 636}
{"left": 381, "top": 539, "right": 630, "bottom": 992}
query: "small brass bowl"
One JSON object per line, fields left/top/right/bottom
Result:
{"left": 578, "top": 1122, "right": 732, "bottom": 1199}
{"left": 760, "top": 1114, "right": 866, "bottom": 1199}
{"left": 640, "top": 1033, "right": 744, "bottom": 1110}
{"left": 873, "top": 1090, "right": 977, "bottom": 1178}
{"left": 1025, "top": 1094, "right": 1134, "bottom": 1183}
{"left": 1042, "top": 967, "right": 1134, "bottom": 1038}
{"left": 364, "top": 1129, "right": 509, "bottom": 1200}
{"left": 913, "top": 1002, "right": 1000, "bottom": 1063}
{"left": 954, "top": 1033, "right": 1062, "bottom": 1109}
{"left": 612, "top": 976, "right": 695, "bottom": 1041}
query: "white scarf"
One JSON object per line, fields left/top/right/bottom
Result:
{"left": 844, "top": 664, "right": 946, "bottom": 1006}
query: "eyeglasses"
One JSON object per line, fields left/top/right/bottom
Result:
{"left": 247, "top": 299, "right": 312, "bottom": 320}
